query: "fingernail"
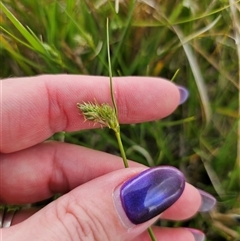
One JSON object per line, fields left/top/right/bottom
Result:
{"left": 186, "top": 228, "right": 205, "bottom": 241}
{"left": 198, "top": 189, "right": 216, "bottom": 212}
{"left": 177, "top": 86, "right": 189, "bottom": 104}
{"left": 115, "top": 167, "right": 185, "bottom": 225}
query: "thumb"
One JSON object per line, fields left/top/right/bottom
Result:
{"left": 4, "top": 167, "right": 185, "bottom": 241}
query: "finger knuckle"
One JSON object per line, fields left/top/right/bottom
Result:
{"left": 58, "top": 195, "right": 111, "bottom": 241}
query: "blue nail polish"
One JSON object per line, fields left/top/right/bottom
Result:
{"left": 120, "top": 167, "right": 185, "bottom": 224}
{"left": 177, "top": 86, "right": 189, "bottom": 104}
{"left": 186, "top": 228, "right": 206, "bottom": 241}
{"left": 198, "top": 189, "right": 216, "bottom": 212}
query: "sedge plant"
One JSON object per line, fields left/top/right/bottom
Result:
{"left": 2, "top": 1, "right": 239, "bottom": 239}
{"left": 77, "top": 18, "right": 157, "bottom": 241}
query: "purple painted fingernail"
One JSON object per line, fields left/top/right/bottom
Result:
{"left": 186, "top": 228, "right": 205, "bottom": 241}
{"left": 177, "top": 86, "right": 189, "bottom": 104}
{"left": 198, "top": 189, "right": 216, "bottom": 212}
{"left": 117, "top": 167, "right": 185, "bottom": 225}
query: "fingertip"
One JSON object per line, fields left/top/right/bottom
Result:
{"left": 160, "top": 183, "right": 201, "bottom": 220}
{"left": 114, "top": 76, "right": 181, "bottom": 123}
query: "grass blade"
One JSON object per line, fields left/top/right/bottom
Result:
{"left": 0, "top": 2, "right": 47, "bottom": 55}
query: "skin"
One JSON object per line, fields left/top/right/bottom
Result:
{"left": 0, "top": 75, "right": 202, "bottom": 241}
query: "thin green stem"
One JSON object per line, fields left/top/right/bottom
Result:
{"left": 59, "top": 131, "right": 65, "bottom": 142}
{"left": 114, "top": 130, "right": 129, "bottom": 168}
{"left": 115, "top": 128, "right": 157, "bottom": 240}
{"left": 148, "top": 227, "right": 157, "bottom": 241}
{"left": 107, "top": 18, "right": 118, "bottom": 117}
{"left": 171, "top": 68, "right": 180, "bottom": 82}
{"left": 107, "top": 17, "right": 157, "bottom": 241}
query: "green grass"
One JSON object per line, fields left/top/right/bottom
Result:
{"left": 1, "top": 0, "right": 240, "bottom": 240}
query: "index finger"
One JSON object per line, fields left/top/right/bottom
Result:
{"left": 1, "top": 75, "right": 181, "bottom": 153}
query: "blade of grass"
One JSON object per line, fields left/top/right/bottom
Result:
{"left": 229, "top": 0, "right": 240, "bottom": 182}
{"left": 0, "top": 2, "right": 47, "bottom": 55}
{"left": 0, "top": 35, "right": 43, "bottom": 71}
{"left": 195, "top": 149, "right": 226, "bottom": 198}
{"left": 56, "top": 1, "right": 95, "bottom": 50}
{"left": 172, "top": 25, "right": 212, "bottom": 124}
{"left": 177, "top": 15, "right": 221, "bottom": 47}
{"left": 0, "top": 26, "right": 34, "bottom": 50}
{"left": 115, "top": 0, "right": 119, "bottom": 13}
{"left": 131, "top": 0, "right": 240, "bottom": 28}
{"left": 0, "top": 36, "right": 33, "bottom": 75}
{"left": 112, "top": 0, "right": 135, "bottom": 67}
{"left": 126, "top": 145, "right": 155, "bottom": 167}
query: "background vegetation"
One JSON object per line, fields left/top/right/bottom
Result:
{"left": 1, "top": 0, "right": 239, "bottom": 240}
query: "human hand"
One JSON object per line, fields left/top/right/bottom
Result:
{"left": 1, "top": 75, "right": 215, "bottom": 241}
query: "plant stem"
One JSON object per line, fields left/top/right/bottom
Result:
{"left": 148, "top": 227, "right": 157, "bottom": 241}
{"left": 59, "top": 131, "right": 65, "bottom": 142}
{"left": 114, "top": 130, "right": 129, "bottom": 168}
{"left": 114, "top": 129, "right": 157, "bottom": 240}
{"left": 107, "top": 18, "right": 118, "bottom": 117}
{"left": 107, "top": 18, "right": 157, "bottom": 241}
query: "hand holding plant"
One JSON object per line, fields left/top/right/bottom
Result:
{"left": 0, "top": 74, "right": 216, "bottom": 241}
